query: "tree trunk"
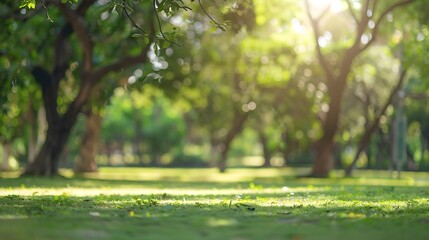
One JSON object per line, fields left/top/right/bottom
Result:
{"left": 218, "top": 144, "right": 230, "bottom": 173}
{"left": 1, "top": 143, "right": 11, "bottom": 172}
{"left": 23, "top": 116, "right": 78, "bottom": 176}
{"left": 134, "top": 113, "right": 144, "bottom": 165}
{"left": 217, "top": 112, "right": 249, "bottom": 172}
{"left": 311, "top": 137, "right": 334, "bottom": 178}
{"left": 209, "top": 136, "right": 219, "bottom": 168}
{"left": 23, "top": 70, "right": 92, "bottom": 176}
{"left": 280, "top": 131, "right": 293, "bottom": 165}
{"left": 74, "top": 111, "right": 101, "bottom": 173}
{"left": 311, "top": 88, "right": 343, "bottom": 177}
{"left": 259, "top": 131, "right": 271, "bottom": 167}
{"left": 27, "top": 101, "right": 38, "bottom": 163}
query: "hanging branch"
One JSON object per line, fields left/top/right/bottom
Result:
{"left": 152, "top": 0, "right": 181, "bottom": 47}
{"left": 42, "top": 3, "right": 53, "bottom": 22}
{"left": 122, "top": 0, "right": 156, "bottom": 40}
{"left": 197, "top": 0, "right": 224, "bottom": 30}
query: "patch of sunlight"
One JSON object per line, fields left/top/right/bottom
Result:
{"left": 0, "top": 186, "right": 318, "bottom": 197}
{"left": 207, "top": 218, "right": 238, "bottom": 227}
{"left": 339, "top": 212, "right": 367, "bottom": 219}
{"left": 79, "top": 167, "right": 309, "bottom": 183}
{"left": 298, "top": 176, "right": 426, "bottom": 187}
{"left": 0, "top": 215, "right": 28, "bottom": 219}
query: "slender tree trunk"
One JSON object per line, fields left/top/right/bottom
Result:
{"left": 27, "top": 101, "right": 38, "bottom": 163}
{"left": 134, "top": 110, "right": 144, "bottom": 164}
{"left": 258, "top": 131, "right": 271, "bottom": 167}
{"left": 280, "top": 131, "right": 292, "bottom": 165}
{"left": 218, "top": 144, "right": 230, "bottom": 173}
{"left": 37, "top": 107, "right": 47, "bottom": 146}
{"left": 74, "top": 111, "right": 101, "bottom": 173}
{"left": 1, "top": 143, "right": 11, "bottom": 171}
{"left": 209, "top": 136, "right": 219, "bottom": 168}
{"left": 345, "top": 69, "right": 407, "bottom": 176}
{"left": 420, "top": 137, "right": 427, "bottom": 163}
{"left": 217, "top": 112, "right": 249, "bottom": 172}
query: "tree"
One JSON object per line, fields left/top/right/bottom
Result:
{"left": 304, "top": 0, "right": 414, "bottom": 177}
{"left": 1, "top": 0, "right": 196, "bottom": 176}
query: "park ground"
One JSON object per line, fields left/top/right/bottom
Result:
{"left": 0, "top": 168, "right": 429, "bottom": 240}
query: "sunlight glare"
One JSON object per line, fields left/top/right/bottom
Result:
{"left": 307, "top": 0, "right": 345, "bottom": 15}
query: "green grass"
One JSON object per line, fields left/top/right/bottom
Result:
{"left": 1, "top": 168, "right": 429, "bottom": 240}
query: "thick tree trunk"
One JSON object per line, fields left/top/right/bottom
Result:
{"left": 311, "top": 88, "right": 343, "bottom": 177}
{"left": 23, "top": 116, "right": 78, "bottom": 176}
{"left": 23, "top": 67, "right": 92, "bottom": 176}
{"left": 74, "top": 111, "right": 101, "bottom": 173}
{"left": 311, "top": 138, "right": 334, "bottom": 178}
{"left": 1, "top": 143, "right": 11, "bottom": 172}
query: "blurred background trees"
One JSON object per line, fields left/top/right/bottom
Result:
{"left": 1, "top": 0, "right": 429, "bottom": 177}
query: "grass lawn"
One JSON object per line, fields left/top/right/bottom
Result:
{"left": 0, "top": 167, "right": 428, "bottom": 240}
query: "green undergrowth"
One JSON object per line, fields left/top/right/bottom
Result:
{"left": 0, "top": 168, "right": 429, "bottom": 240}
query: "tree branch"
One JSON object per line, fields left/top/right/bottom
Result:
{"left": 198, "top": 0, "right": 223, "bottom": 29}
{"left": 91, "top": 44, "right": 151, "bottom": 83}
{"left": 358, "top": 0, "right": 414, "bottom": 54}
{"left": 304, "top": 0, "right": 334, "bottom": 82}
{"left": 123, "top": 0, "right": 156, "bottom": 39}
{"left": 11, "top": 3, "right": 46, "bottom": 20}
{"left": 345, "top": 0, "right": 358, "bottom": 24}
{"left": 52, "top": 0, "right": 93, "bottom": 73}
{"left": 92, "top": 4, "right": 156, "bottom": 83}
{"left": 152, "top": 0, "right": 181, "bottom": 46}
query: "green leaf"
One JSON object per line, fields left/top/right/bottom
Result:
{"left": 20, "top": 0, "right": 36, "bottom": 9}
{"left": 162, "top": 40, "right": 171, "bottom": 48}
